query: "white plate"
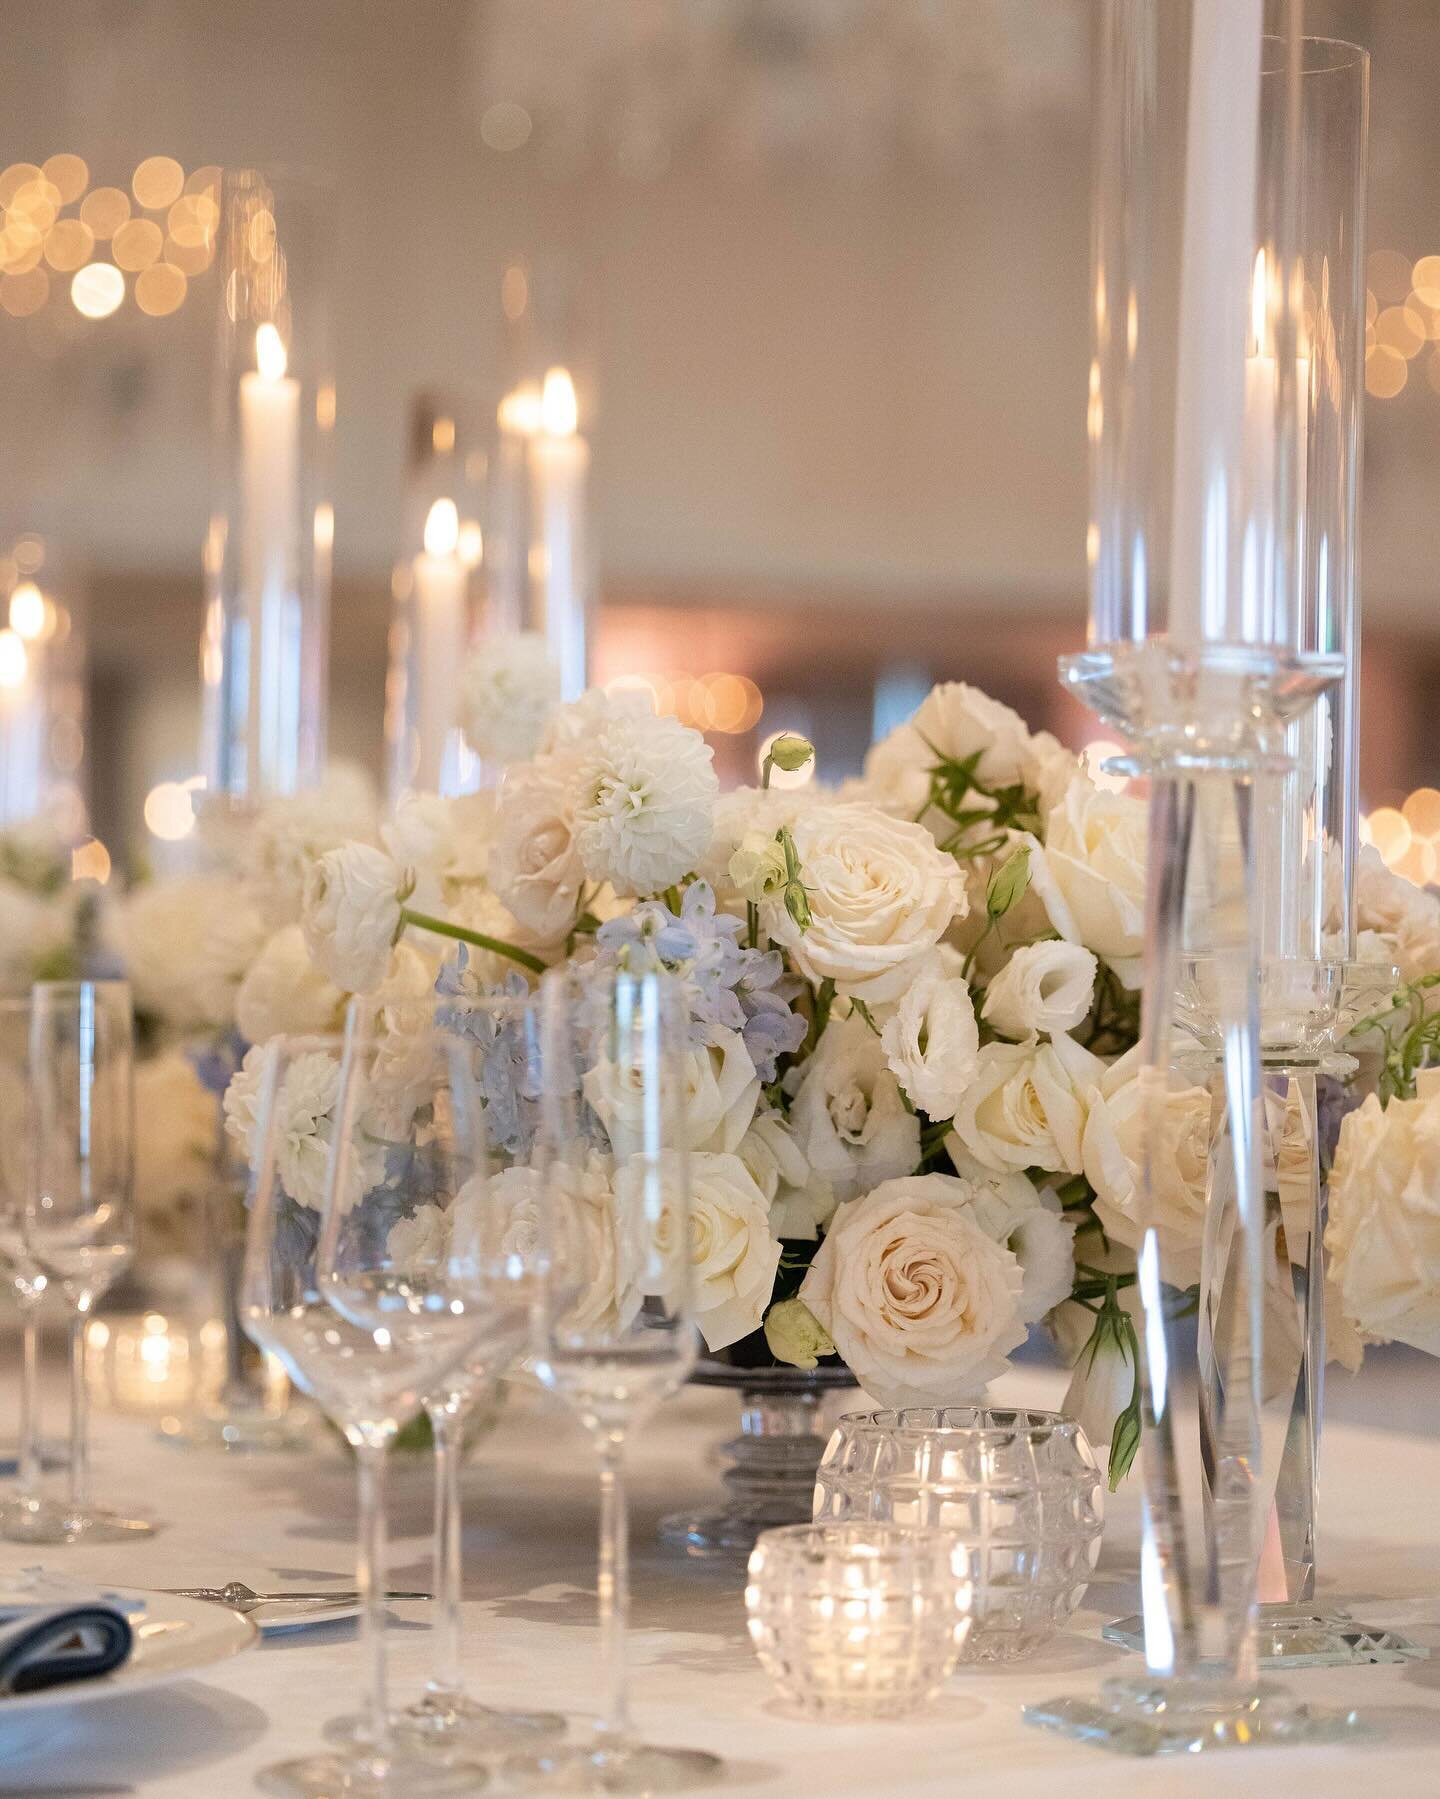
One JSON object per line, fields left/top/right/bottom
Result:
{"left": 0, "top": 1585, "right": 257, "bottom": 1721}
{"left": 252, "top": 1598, "right": 362, "bottom": 1635}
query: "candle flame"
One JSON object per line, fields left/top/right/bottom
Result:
{"left": 540, "top": 366, "right": 578, "bottom": 437}
{"left": 423, "top": 496, "right": 460, "bottom": 558}
{"left": 255, "top": 321, "right": 288, "bottom": 382}
{"left": 8, "top": 581, "right": 45, "bottom": 642}
{"left": 1250, "top": 250, "right": 1267, "bottom": 356}
{"left": 497, "top": 384, "right": 542, "bottom": 436}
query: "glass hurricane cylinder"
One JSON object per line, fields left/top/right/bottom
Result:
{"left": 201, "top": 167, "right": 333, "bottom": 806}
{"left": 386, "top": 390, "right": 487, "bottom": 801}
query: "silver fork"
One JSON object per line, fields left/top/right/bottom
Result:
{"left": 162, "top": 1580, "right": 430, "bottom": 1612}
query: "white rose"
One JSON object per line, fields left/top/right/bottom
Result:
{"left": 788, "top": 1014, "right": 920, "bottom": 1204}
{"left": 763, "top": 802, "right": 965, "bottom": 1004}
{"left": 655, "top": 1150, "right": 781, "bottom": 1353}
{"left": 489, "top": 760, "right": 586, "bottom": 944}
{"left": 738, "top": 1110, "right": 836, "bottom": 1240}
{"left": 245, "top": 777, "right": 380, "bottom": 928}
{"left": 458, "top": 631, "right": 562, "bottom": 765}
{"left": 235, "top": 925, "right": 346, "bottom": 1045}
{"left": 951, "top": 1033, "right": 1103, "bottom": 1177}
{"left": 571, "top": 709, "right": 718, "bottom": 897}
{"left": 1040, "top": 774, "right": 1147, "bottom": 986}
{"left": 490, "top": 1156, "right": 641, "bottom": 1336}
{"left": 302, "top": 844, "right": 410, "bottom": 994}
{"left": 799, "top": 1173, "right": 1027, "bottom": 1406}
{"left": 1326, "top": 1072, "right": 1440, "bottom": 1354}
{"left": 981, "top": 940, "right": 1098, "bottom": 1041}
{"left": 862, "top": 682, "right": 1037, "bottom": 832}
{"left": 945, "top": 1144, "right": 1076, "bottom": 1324}
{"left": 878, "top": 947, "right": 979, "bottom": 1121}
{"left": 1080, "top": 1046, "right": 1210, "bottom": 1286}
{"left": 584, "top": 1026, "right": 759, "bottom": 1156}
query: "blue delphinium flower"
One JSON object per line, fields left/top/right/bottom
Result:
{"left": 436, "top": 952, "right": 540, "bottom": 1156}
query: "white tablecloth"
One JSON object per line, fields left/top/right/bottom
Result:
{"left": 5, "top": 1362, "right": 1440, "bottom": 1796}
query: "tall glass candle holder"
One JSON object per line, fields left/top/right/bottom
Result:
{"left": 1024, "top": 0, "right": 1362, "bottom": 1756}
{"left": 201, "top": 168, "right": 333, "bottom": 806}
{"left": 386, "top": 392, "right": 486, "bottom": 800}
{"left": 485, "top": 256, "right": 593, "bottom": 702}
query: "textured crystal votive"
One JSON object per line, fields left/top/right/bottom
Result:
{"left": 813, "top": 1408, "right": 1105, "bottom": 1663}
{"left": 744, "top": 1523, "right": 971, "bottom": 1720}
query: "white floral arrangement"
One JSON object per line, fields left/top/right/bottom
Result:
{"left": 115, "top": 647, "right": 1440, "bottom": 1488}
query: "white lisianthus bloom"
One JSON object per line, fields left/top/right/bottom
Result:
{"left": 114, "top": 876, "right": 266, "bottom": 1034}
{"left": 1040, "top": 774, "right": 1147, "bottom": 986}
{"left": 301, "top": 844, "right": 411, "bottom": 995}
{"left": 653, "top": 1150, "right": 781, "bottom": 1353}
{"left": 727, "top": 831, "right": 789, "bottom": 906}
{"left": 700, "top": 785, "right": 822, "bottom": 911}
{"left": 458, "top": 631, "right": 562, "bottom": 765}
{"left": 1061, "top": 1317, "right": 1137, "bottom": 1449}
{"left": 763, "top": 802, "right": 965, "bottom": 1004}
{"left": 245, "top": 778, "right": 380, "bottom": 928}
{"left": 222, "top": 1043, "right": 343, "bottom": 1211}
{"left": 981, "top": 940, "right": 1098, "bottom": 1041}
{"left": 235, "top": 925, "right": 347, "bottom": 1045}
{"left": 570, "top": 709, "right": 718, "bottom": 897}
{"left": 799, "top": 1173, "right": 1028, "bottom": 1406}
{"left": 1080, "top": 1045, "right": 1210, "bottom": 1287}
{"left": 951, "top": 1033, "right": 1103, "bottom": 1177}
{"left": 738, "top": 1110, "right": 836, "bottom": 1240}
{"left": 945, "top": 1144, "right": 1077, "bottom": 1324}
{"left": 1327, "top": 1071, "right": 1440, "bottom": 1355}
{"left": 488, "top": 760, "right": 586, "bottom": 944}
{"left": 585, "top": 1027, "right": 759, "bottom": 1156}
{"left": 862, "top": 682, "right": 1037, "bottom": 830}
{"left": 878, "top": 947, "right": 979, "bottom": 1122}
{"left": 788, "top": 1013, "right": 920, "bottom": 1203}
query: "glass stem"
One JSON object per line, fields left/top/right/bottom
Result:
{"left": 17, "top": 1300, "right": 42, "bottom": 1506}
{"left": 427, "top": 1400, "right": 469, "bottom": 1699}
{"left": 355, "top": 1440, "right": 393, "bottom": 1765}
{"left": 595, "top": 1430, "right": 633, "bottom": 1747}
{"left": 67, "top": 1312, "right": 88, "bottom": 1517}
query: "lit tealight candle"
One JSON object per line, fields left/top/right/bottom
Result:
{"left": 410, "top": 496, "right": 470, "bottom": 793}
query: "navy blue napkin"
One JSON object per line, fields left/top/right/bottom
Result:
{"left": 0, "top": 1604, "right": 134, "bottom": 1695}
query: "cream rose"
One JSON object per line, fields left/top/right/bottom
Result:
{"left": 799, "top": 1173, "right": 1027, "bottom": 1406}
{"left": 655, "top": 1150, "right": 781, "bottom": 1353}
{"left": 584, "top": 1026, "right": 759, "bottom": 1156}
{"left": 1080, "top": 1047, "right": 1211, "bottom": 1286}
{"left": 763, "top": 802, "right": 965, "bottom": 1004}
{"left": 488, "top": 761, "right": 586, "bottom": 944}
{"left": 1326, "top": 1071, "right": 1440, "bottom": 1355}
{"left": 1041, "top": 774, "right": 1148, "bottom": 985}
{"left": 788, "top": 1014, "right": 920, "bottom": 1203}
{"left": 981, "top": 940, "right": 1098, "bottom": 1042}
{"left": 951, "top": 1033, "right": 1103, "bottom": 1177}
{"left": 878, "top": 947, "right": 979, "bottom": 1122}
{"left": 301, "top": 844, "right": 410, "bottom": 995}
{"left": 492, "top": 1155, "right": 641, "bottom": 1337}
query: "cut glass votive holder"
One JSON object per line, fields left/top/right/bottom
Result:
{"left": 813, "top": 1408, "right": 1104, "bottom": 1664}
{"left": 745, "top": 1523, "right": 972, "bottom": 1720}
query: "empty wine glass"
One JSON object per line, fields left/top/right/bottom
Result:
{"left": 505, "top": 966, "right": 721, "bottom": 1796}
{"left": 22, "top": 980, "right": 150, "bottom": 1544}
{"left": 0, "top": 995, "right": 64, "bottom": 1544}
{"left": 242, "top": 1001, "right": 557, "bottom": 1799}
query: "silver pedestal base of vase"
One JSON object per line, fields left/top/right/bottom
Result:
{"left": 658, "top": 1362, "right": 856, "bottom": 1560}
{"left": 1101, "top": 1605, "right": 1427, "bottom": 1671}
{"left": 1023, "top": 1674, "right": 1365, "bottom": 1756}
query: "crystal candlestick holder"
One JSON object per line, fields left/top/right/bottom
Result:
{"left": 745, "top": 1524, "right": 971, "bottom": 1720}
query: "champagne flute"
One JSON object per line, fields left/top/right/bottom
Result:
{"left": 22, "top": 980, "right": 150, "bottom": 1543}
{"left": 506, "top": 966, "right": 721, "bottom": 1796}
{"left": 0, "top": 996, "right": 63, "bottom": 1544}
{"left": 243, "top": 1002, "right": 553, "bottom": 1798}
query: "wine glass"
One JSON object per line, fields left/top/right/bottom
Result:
{"left": 331, "top": 989, "right": 565, "bottom": 1754}
{"left": 242, "top": 1002, "right": 556, "bottom": 1799}
{"left": 505, "top": 965, "right": 721, "bottom": 1796}
{"left": 22, "top": 980, "right": 150, "bottom": 1543}
{"left": 0, "top": 996, "right": 63, "bottom": 1544}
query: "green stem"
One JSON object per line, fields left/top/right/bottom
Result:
{"left": 399, "top": 907, "right": 546, "bottom": 975}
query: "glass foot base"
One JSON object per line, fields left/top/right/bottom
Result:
{"left": 658, "top": 1506, "right": 782, "bottom": 1560}
{"left": 1023, "top": 1675, "right": 1365, "bottom": 1757}
{"left": 503, "top": 1739, "right": 722, "bottom": 1794}
{"left": 1102, "top": 1605, "right": 1430, "bottom": 1670}
{"left": 329, "top": 1694, "right": 566, "bottom": 1757}
{"left": 159, "top": 1405, "right": 318, "bottom": 1454}
{"left": 258, "top": 1750, "right": 487, "bottom": 1797}
{"left": 0, "top": 1497, "right": 154, "bottom": 1545}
